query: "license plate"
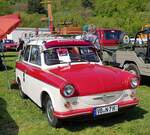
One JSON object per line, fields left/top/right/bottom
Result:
{"left": 93, "top": 105, "right": 118, "bottom": 117}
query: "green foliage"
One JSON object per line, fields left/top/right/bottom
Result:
{"left": 1, "top": 0, "right": 150, "bottom": 35}
{"left": 20, "top": 12, "right": 48, "bottom": 27}
{"left": 0, "top": 1, "right": 13, "bottom": 15}
{"left": 52, "top": 0, "right": 150, "bottom": 35}
{"left": 81, "top": 0, "right": 94, "bottom": 9}
{"left": 27, "top": 0, "right": 46, "bottom": 14}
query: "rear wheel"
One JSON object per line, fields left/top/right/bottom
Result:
{"left": 44, "top": 96, "right": 62, "bottom": 128}
{"left": 124, "top": 63, "right": 140, "bottom": 79}
{"left": 119, "top": 32, "right": 130, "bottom": 44}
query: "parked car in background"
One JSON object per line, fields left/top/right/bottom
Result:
{"left": 103, "top": 29, "right": 150, "bottom": 79}
{"left": 3, "top": 39, "right": 17, "bottom": 51}
{"left": 96, "top": 28, "right": 123, "bottom": 48}
{"left": 75, "top": 28, "right": 124, "bottom": 49}
{"left": 16, "top": 36, "right": 139, "bottom": 127}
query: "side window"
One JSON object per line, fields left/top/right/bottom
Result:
{"left": 44, "top": 49, "right": 59, "bottom": 65}
{"left": 29, "top": 46, "right": 41, "bottom": 66}
{"left": 23, "top": 46, "right": 30, "bottom": 61}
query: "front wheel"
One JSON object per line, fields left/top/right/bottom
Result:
{"left": 45, "top": 96, "right": 61, "bottom": 128}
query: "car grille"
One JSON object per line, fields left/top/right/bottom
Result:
{"left": 83, "top": 91, "right": 123, "bottom": 106}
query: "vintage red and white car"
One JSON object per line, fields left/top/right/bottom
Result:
{"left": 16, "top": 37, "right": 139, "bottom": 127}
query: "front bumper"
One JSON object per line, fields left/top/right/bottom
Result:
{"left": 53, "top": 98, "right": 139, "bottom": 119}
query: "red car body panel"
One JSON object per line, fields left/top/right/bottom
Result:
{"left": 45, "top": 40, "right": 91, "bottom": 49}
{"left": 4, "top": 39, "right": 17, "bottom": 50}
{"left": 16, "top": 61, "right": 136, "bottom": 97}
{"left": 16, "top": 62, "right": 66, "bottom": 88}
{"left": 96, "top": 28, "right": 122, "bottom": 47}
{"left": 5, "top": 43, "right": 17, "bottom": 49}
{"left": 49, "top": 64, "right": 136, "bottom": 96}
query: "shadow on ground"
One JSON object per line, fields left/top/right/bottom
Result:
{"left": 141, "top": 76, "right": 150, "bottom": 87}
{"left": 10, "top": 82, "right": 19, "bottom": 90}
{"left": 0, "top": 65, "right": 14, "bottom": 71}
{"left": 0, "top": 97, "right": 19, "bottom": 135}
{"left": 63, "top": 106, "right": 147, "bottom": 132}
{"left": 3, "top": 54, "right": 17, "bottom": 58}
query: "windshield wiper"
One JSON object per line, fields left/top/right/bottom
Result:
{"left": 70, "top": 56, "right": 89, "bottom": 62}
{"left": 79, "top": 58, "right": 89, "bottom": 62}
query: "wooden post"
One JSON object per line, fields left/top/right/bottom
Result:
{"left": 41, "top": 0, "right": 53, "bottom": 33}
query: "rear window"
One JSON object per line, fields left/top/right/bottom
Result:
{"left": 104, "top": 30, "right": 121, "bottom": 40}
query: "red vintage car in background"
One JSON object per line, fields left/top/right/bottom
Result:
{"left": 96, "top": 28, "right": 122, "bottom": 48}
{"left": 16, "top": 36, "right": 139, "bottom": 127}
{"left": 3, "top": 39, "right": 17, "bottom": 51}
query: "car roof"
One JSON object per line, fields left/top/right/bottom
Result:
{"left": 27, "top": 35, "right": 92, "bottom": 49}
{"left": 45, "top": 39, "right": 92, "bottom": 49}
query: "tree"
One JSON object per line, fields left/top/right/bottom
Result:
{"left": 28, "top": 0, "right": 46, "bottom": 14}
{"left": 81, "top": 0, "right": 93, "bottom": 9}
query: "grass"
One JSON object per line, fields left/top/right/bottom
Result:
{"left": 0, "top": 52, "right": 150, "bottom": 135}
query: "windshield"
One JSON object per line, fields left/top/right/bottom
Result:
{"left": 44, "top": 46, "right": 100, "bottom": 65}
{"left": 104, "top": 30, "right": 121, "bottom": 40}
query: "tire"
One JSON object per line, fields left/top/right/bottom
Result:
{"left": 124, "top": 63, "right": 140, "bottom": 79}
{"left": 45, "top": 96, "right": 61, "bottom": 128}
{"left": 119, "top": 32, "right": 130, "bottom": 44}
{"left": 18, "top": 81, "right": 27, "bottom": 99}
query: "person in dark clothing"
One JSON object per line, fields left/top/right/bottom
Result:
{"left": 0, "top": 54, "right": 3, "bottom": 68}
{"left": 17, "top": 38, "right": 24, "bottom": 51}
{"left": 0, "top": 40, "right": 4, "bottom": 52}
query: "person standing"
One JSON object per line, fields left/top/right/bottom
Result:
{"left": 17, "top": 38, "right": 24, "bottom": 51}
{"left": 82, "top": 24, "right": 103, "bottom": 60}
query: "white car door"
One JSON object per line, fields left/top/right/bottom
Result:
{"left": 21, "top": 45, "right": 31, "bottom": 94}
{"left": 25, "top": 45, "right": 42, "bottom": 103}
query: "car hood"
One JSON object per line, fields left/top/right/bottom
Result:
{"left": 48, "top": 64, "right": 133, "bottom": 96}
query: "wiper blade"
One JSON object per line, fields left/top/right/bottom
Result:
{"left": 70, "top": 56, "right": 89, "bottom": 62}
{"left": 79, "top": 58, "right": 89, "bottom": 62}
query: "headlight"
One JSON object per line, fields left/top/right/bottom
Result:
{"left": 130, "top": 78, "right": 138, "bottom": 88}
{"left": 63, "top": 84, "right": 75, "bottom": 97}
